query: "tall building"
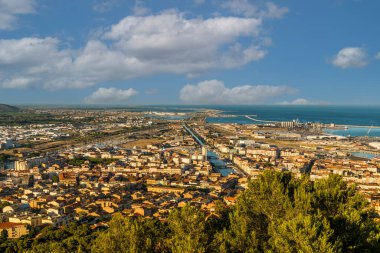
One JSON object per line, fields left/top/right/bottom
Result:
{"left": 202, "top": 146, "right": 208, "bottom": 161}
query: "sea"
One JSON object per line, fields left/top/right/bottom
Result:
{"left": 200, "top": 105, "right": 380, "bottom": 126}
{"left": 147, "top": 105, "right": 380, "bottom": 137}
{"left": 24, "top": 104, "right": 380, "bottom": 137}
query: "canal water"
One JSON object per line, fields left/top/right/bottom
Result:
{"left": 351, "top": 152, "right": 379, "bottom": 160}
{"left": 183, "top": 125, "right": 235, "bottom": 176}
{"left": 207, "top": 151, "right": 234, "bottom": 176}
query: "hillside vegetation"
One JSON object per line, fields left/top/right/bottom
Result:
{"left": 1, "top": 171, "right": 380, "bottom": 253}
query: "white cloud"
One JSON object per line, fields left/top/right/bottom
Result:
{"left": 221, "top": 0, "right": 258, "bottom": 17}
{"left": 194, "top": 0, "right": 205, "bottom": 5}
{"left": 93, "top": 0, "right": 119, "bottom": 13}
{"left": 263, "top": 2, "right": 289, "bottom": 19}
{"left": 331, "top": 47, "right": 368, "bottom": 69}
{"left": 0, "top": 0, "right": 35, "bottom": 29}
{"left": 287, "top": 98, "right": 310, "bottom": 105}
{"left": 132, "top": 0, "right": 150, "bottom": 16}
{"left": 376, "top": 52, "right": 380, "bottom": 60}
{"left": 84, "top": 87, "right": 138, "bottom": 104}
{"left": 221, "top": 1, "right": 288, "bottom": 19}
{"left": 279, "top": 98, "right": 329, "bottom": 105}
{"left": 180, "top": 80, "right": 296, "bottom": 104}
{"left": 0, "top": 11, "right": 272, "bottom": 90}
{"left": 0, "top": 37, "right": 75, "bottom": 89}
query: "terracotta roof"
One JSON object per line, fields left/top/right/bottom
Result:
{"left": 0, "top": 222, "right": 25, "bottom": 228}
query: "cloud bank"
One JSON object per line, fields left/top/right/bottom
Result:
{"left": 0, "top": 10, "right": 277, "bottom": 90}
{"left": 0, "top": 0, "right": 35, "bottom": 29}
{"left": 279, "top": 98, "right": 329, "bottom": 105}
{"left": 84, "top": 87, "right": 138, "bottom": 104}
{"left": 221, "top": 0, "right": 288, "bottom": 19}
{"left": 180, "top": 80, "right": 296, "bottom": 104}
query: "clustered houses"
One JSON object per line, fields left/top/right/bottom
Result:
{"left": 0, "top": 124, "right": 73, "bottom": 150}
{"left": 190, "top": 124, "right": 314, "bottom": 179}
{"left": 188, "top": 122, "right": 380, "bottom": 215}
{"left": 0, "top": 125, "right": 241, "bottom": 238}
{"left": 0, "top": 114, "right": 153, "bottom": 151}
{"left": 311, "top": 158, "right": 380, "bottom": 213}
{"left": 1, "top": 117, "right": 380, "bottom": 238}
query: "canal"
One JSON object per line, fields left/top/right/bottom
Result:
{"left": 183, "top": 124, "right": 234, "bottom": 176}
{"left": 351, "top": 152, "right": 379, "bottom": 159}
{"left": 208, "top": 151, "right": 234, "bottom": 176}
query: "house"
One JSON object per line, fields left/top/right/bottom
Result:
{"left": 0, "top": 222, "right": 29, "bottom": 238}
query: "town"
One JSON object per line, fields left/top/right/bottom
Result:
{"left": 0, "top": 108, "right": 379, "bottom": 240}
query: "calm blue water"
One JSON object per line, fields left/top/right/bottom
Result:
{"left": 208, "top": 151, "right": 234, "bottom": 176}
{"left": 351, "top": 152, "right": 378, "bottom": 159}
{"left": 202, "top": 105, "right": 380, "bottom": 126}
{"left": 33, "top": 105, "right": 380, "bottom": 136}
{"left": 140, "top": 105, "right": 380, "bottom": 137}
{"left": 324, "top": 127, "right": 380, "bottom": 137}
{"left": 199, "top": 105, "right": 380, "bottom": 137}
{"left": 28, "top": 104, "right": 380, "bottom": 126}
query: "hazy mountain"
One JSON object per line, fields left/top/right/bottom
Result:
{"left": 0, "top": 104, "right": 19, "bottom": 111}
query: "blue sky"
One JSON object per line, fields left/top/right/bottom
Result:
{"left": 0, "top": 0, "right": 379, "bottom": 105}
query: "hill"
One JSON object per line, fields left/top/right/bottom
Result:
{"left": 0, "top": 104, "right": 19, "bottom": 111}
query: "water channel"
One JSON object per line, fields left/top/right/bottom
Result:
{"left": 207, "top": 151, "right": 234, "bottom": 176}
{"left": 183, "top": 124, "right": 235, "bottom": 176}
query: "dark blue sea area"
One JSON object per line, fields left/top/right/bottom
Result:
{"left": 201, "top": 105, "right": 380, "bottom": 126}
{"left": 142, "top": 105, "right": 380, "bottom": 137}
{"left": 28, "top": 104, "right": 380, "bottom": 126}
{"left": 115, "top": 105, "right": 379, "bottom": 126}
{"left": 30, "top": 104, "right": 380, "bottom": 136}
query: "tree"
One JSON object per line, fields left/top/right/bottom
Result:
{"left": 0, "top": 201, "right": 11, "bottom": 210}
{"left": 51, "top": 175, "right": 59, "bottom": 183}
{"left": 214, "top": 171, "right": 380, "bottom": 252}
{"left": 1, "top": 229, "right": 8, "bottom": 242}
{"left": 0, "top": 171, "right": 378, "bottom": 253}
{"left": 168, "top": 205, "right": 208, "bottom": 253}
{"left": 269, "top": 213, "right": 338, "bottom": 253}
{"left": 213, "top": 194, "right": 264, "bottom": 253}
{"left": 91, "top": 214, "right": 163, "bottom": 253}
{"left": 313, "top": 174, "right": 380, "bottom": 251}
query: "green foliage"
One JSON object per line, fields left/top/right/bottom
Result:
{"left": 0, "top": 172, "right": 379, "bottom": 253}
{"left": 312, "top": 174, "right": 380, "bottom": 251}
{"left": 0, "top": 201, "right": 11, "bottom": 210}
{"left": 213, "top": 171, "right": 380, "bottom": 253}
{"left": 68, "top": 158, "right": 117, "bottom": 167}
{"left": 168, "top": 205, "right": 208, "bottom": 253}
{"left": 0, "top": 229, "right": 8, "bottom": 244}
{"left": 51, "top": 175, "right": 59, "bottom": 183}
{"left": 1, "top": 223, "right": 98, "bottom": 253}
{"left": 0, "top": 154, "right": 11, "bottom": 163}
{"left": 269, "top": 213, "right": 337, "bottom": 253}
{"left": 91, "top": 214, "right": 168, "bottom": 253}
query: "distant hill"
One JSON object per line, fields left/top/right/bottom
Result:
{"left": 0, "top": 104, "right": 19, "bottom": 111}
